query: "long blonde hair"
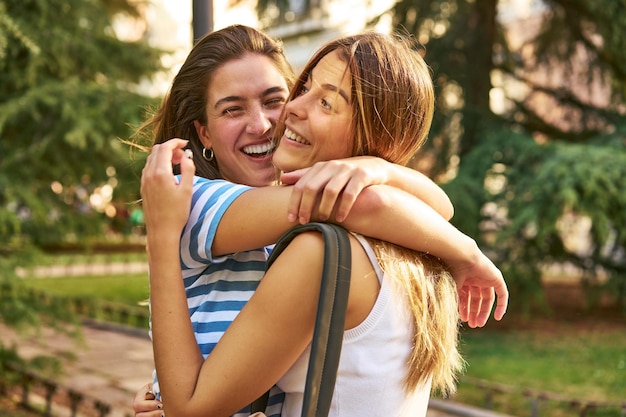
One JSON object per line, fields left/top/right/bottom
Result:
{"left": 370, "top": 242, "right": 463, "bottom": 396}
{"left": 286, "top": 32, "right": 463, "bottom": 395}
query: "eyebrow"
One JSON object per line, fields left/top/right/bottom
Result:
{"left": 213, "top": 86, "right": 288, "bottom": 109}
{"left": 321, "top": 83, "right": 350, "bottom": 104}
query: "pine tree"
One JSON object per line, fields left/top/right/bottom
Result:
{"left": 0, "top": 0, "right": 165, "bottom": 385}
{"left": 0, "top": 0, "right": 162, "bottom": 250}
{"left": 391, "top": 0, "right": 626, "bottom": 311}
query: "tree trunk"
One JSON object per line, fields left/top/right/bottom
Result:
{"left": 459, "top": 0, "right": 498, "bottom": 157}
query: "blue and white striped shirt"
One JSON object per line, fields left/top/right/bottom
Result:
{"left": 151, "top": 176, "right": 283, "bottom": 417}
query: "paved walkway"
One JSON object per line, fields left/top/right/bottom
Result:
{"left": 1, "top": 321, "right": 152, "bottom": 417}
{"left": 1, "top": 321, "right": 510, "bottom": 417}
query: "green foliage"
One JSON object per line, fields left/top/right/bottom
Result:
{"left": 391, "top": 0, "right": 500, "bottom": 168}
{"left": 387, "top": 0, "right": 626, "bottom": 313}
{"left": 444, "top": 125, "right": 626, "bottom": 313}
{"left": 0, "top": 0, "right": 159, "bottom": 249}
{"left": 0, "top": 248, "right": 80, "bottom": 328}
{"left": 391, "top": 0, "right": 626, "bottom": 169}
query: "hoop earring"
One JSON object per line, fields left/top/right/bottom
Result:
{"left": 202, "top": 147, "right": 214, "bottom": 162}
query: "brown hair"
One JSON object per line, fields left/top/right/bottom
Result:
{"left": 135, "top": 25, "right": 295, "bottom": 178}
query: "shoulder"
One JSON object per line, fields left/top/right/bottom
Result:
{"left": 273, "top": 229, "right": 366, "bottom": 273}
{"left": 266, "top": 231, "right": 328, "bottom": 284}
{"left": 190, "top": 177, "right": 252, "bottom": 211}
{"left": 279, "top": 229, "right": 367, "bottom": 261}
{"left": 278, "top": 231, "right": 326, "bottom": 263}
{"left": 192, "top": 177, "right": 251, "bottom": 194}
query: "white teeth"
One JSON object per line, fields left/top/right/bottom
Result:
{"left": 285, "top": 128, "right": 310, "bottom": 145}
{"left": 242, "top": 142, "right": 275, "bottom": 155}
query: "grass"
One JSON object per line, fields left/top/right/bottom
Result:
{"left": 449, "top": 320, "right": 626, "bottom": 416}
{"left": 459, "top": 326, "right": 626, "bottom": 399}
{"left": 19, "top": 273, "right": 150, "bottom": 307}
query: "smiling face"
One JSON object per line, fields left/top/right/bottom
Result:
{"left": 272, "top": 49, "right": 354, "bottom": 173}
{"left": 194, "top": 53, "right": 290, "bottom": 186}
{"left": 274, "top": 33, "right": 435, "bottom": 174}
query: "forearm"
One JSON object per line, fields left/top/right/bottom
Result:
{"left": 211, "top": 171, "right": 452, "bottom": 256}
{"left": 147, "top": 233, "right": 205, "bottom": 412}
{"left": 342, "top": 185, "right": 479, "bottom": 265}
{"left": 385, "top": 164, "right": 454, "bottom": 220}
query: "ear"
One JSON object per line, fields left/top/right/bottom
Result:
{"left": 193, "top": 120, "right": 212, "bottom": 149}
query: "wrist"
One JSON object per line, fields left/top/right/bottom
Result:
{"left": 443, "top": 234, "right": 481, "bottom": 266}
{"left": 147, "top": 231, "right": 181, "bottom": 256}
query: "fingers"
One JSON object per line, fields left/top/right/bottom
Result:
{"left": 287, "top": 160, "right": 372, "bottom": 224}
{"left": 466, "top": 286, "right": 483, "bottom": 328}
{"left": 457, "top": 286, "right": 469, "bottom": 323}
{"left": 473, "top": 287, "right": 495, "bottom": 328}
{"left": 453, "top": 252, "right": 509, "bottom": 327}
{"left": 145, "top": 390, "right": 155, "bottom": 401}
{"left": 327, "top": 175, "right": 362, "bottom": 222}
{"left": 141, "top": 139, "right": 195, "bottom": 234}
{"left": 142, "top": 139, "right": 190, "bottom": 191}
{"left": 133, "top": 384, "right": 164, "bottom": 417}
{"left": 135, "top": 406, "right": 164, "bottom": 417}
{"left": 493, "top": 281, "right": 509, "bottom": 321}
{"left": 147, "top": 139, "right": 189, "bottom": 168}
{"left": 280, "top": 168, "right": 306, "bottom": 185}
{"left": 133, "top": 383, "right": 152, "bottom": 405}
{"left": 462, "top": 282, "right": 506, "bottom": 328}
{"left": 288, "top": 163, "right": 331, "bottom": 224}
{"left": 179, "top": 148, "right": 196, "bottom": 189}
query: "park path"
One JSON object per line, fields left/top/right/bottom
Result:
{"left": 1, "top": 321, "right": 152, "bottom": 417}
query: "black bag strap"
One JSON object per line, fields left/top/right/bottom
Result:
{"left": 250, "top": 391, "right": 270, "bottom": 415}
{"left": 251, "top": 222, "right": 352, "bottom": 417}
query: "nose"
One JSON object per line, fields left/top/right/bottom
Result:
{"left": 246, "top": 108, "right": 273, "bottom": 136}
{"left": 284, "top": 94, "right": 306, "bottom": 120}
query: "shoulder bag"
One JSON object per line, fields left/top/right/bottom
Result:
{"left": 251, "top": 222, "right": 352, "bottom": 417}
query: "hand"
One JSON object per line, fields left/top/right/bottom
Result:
{"left": 448, "top": 252, "right": 508, "bottom": 328}
{"left": 141, "top": 139, "right": 195, "bottom": 238}
{"left": 280, "top": 156, "right": 390, "bottom": 224}
{"left": 132, "top": 383, "right": 163, "bottom": 417}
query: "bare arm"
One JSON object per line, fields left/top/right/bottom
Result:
{"left": 152, "top": 232, "right": 355, "bottom": 417}
{"left": 216, "top": 183, "right": 454, "bottom": 258}
{"left": 216, "top": 184, "right": 507, "bottom": 327}
{"left": 280, "top": 156, "right": 454, "bottom": 222}
{"left": 346, "top": 186, "right": 508, "bottom": 326}
{"left": 132, "top": 383, "right": 162, "bottom": 417}
{"left": 213, "top": 156, "right": 453, "bottom": 256}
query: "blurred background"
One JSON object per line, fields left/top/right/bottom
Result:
{"left": 1, "top": 1, "right": 625, "bottom": 416}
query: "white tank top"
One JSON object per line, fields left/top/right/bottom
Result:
{"left": 276, "top": 234, "right": 432, "bottom": 417}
